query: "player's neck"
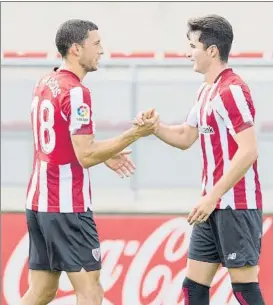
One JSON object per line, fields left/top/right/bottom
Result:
{"left": 60, "top": 61, "right": 87, "bottom": 82}
{"left": 204, "top": 63, "right": 228, "bottom": 85}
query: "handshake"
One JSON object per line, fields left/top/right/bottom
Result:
{"left": 132, "top": 108, "right": 160, "bottom": 137}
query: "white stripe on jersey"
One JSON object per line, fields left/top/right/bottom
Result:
{"left": 69, "top": 86, "right": 84, "bottom": 133}
{"left": 229, "top": 85, "right": 254, "bottom": 123}
{"left": 197, "top": 82, "right": 206, "bottom": 97}
{"left": 61, "top": 111, "right": 68, "bottom": 121}
{"left": 215, "top": 94, "right": 236, "bottom": 135}
{"left": 26, "top": 161, "right": 38, "bottom": 209}
{"left": 214, "top": 110, "right": 235, "bottom": 209}
{"left": 244, "top": 167, "right": 257, "bottom": 209}
{"left": 38, "top": 161, "right": 48, "bottom": 212}
{"left": 201, "top": 176, "right": 206, "bottom": 194}
{"left": 186, "top": 83, "right": 207, "bottom": 128}
{"left": 83, "top": 169, "right": 92, "bottom": 210}
{"left": 59, "top": 164, "right": 73, "bottom": 212}
{"left": 186, "top": 104, "right": 199, "bottom": 127}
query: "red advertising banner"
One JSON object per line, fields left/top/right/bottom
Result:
{"left": 1, "top": 214, "right": 273, "bottom": 305}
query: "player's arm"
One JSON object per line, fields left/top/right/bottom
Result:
{"left": 61, "top": 87, "right": 155, "bottom": 168}
{"left": 154, "top": 123, "right": 198, "bottom": 150}
{"left": 208, "top": 85, "right": 258, "bottom": 201}
{"left": 71, "top": 131, "right": 140, "bottom": 168}
{"left": 135, "top": 104, "right": 199, "bottom": 150}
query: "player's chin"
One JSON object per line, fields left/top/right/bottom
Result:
{"left": 192, "top": 64, "right": 203, "bottom": 74}
{"left": 93, "top": 62, "right": 100, "bottom": 70}
{"left": 87, "top": 65, "right": 98, "bottom": 72}
{"left": 192, "top": 63, "right": 199, "bottom": 71}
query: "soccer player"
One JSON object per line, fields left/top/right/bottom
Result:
{"left": 21, "top": 20, "right": 158, "bottom": 305}
{"left": 134, "top": 15, "right": 265, "bottom": 305}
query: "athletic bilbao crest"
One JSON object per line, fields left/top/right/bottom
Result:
{"left": 92, "top": 248, "right": 101, "bottom": 261}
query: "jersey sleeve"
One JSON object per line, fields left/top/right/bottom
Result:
{"left": 185, "top": 82, "right": 206, "bottom": 127}
{"left": 214, "top": 85, "right": 254, "bottom": 135}
{"left": 185, "top": 103, "right": 198, "bottom": 127}
{"left": 60, "top": 86, "right": 95, "bottom": 135}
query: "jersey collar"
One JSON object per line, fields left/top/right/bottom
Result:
{"left": 53, "top": 67, "right": 81, "bottom": 82}
{"left": 214, "top": 68, "right": 233, "bottom": 83}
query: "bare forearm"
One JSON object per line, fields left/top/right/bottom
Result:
{"left": 154, "top": 123, "right": 197, "bottom": 150}
{"left": 82, "top": 128, "right": 139, "bottom": 167}
{"left": 209, "top": 147, "right": 258, "bottom": 200}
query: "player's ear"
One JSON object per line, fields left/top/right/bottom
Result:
{"left": 208, "top": 45, "right": 218, "bottom": 59}
{"left": 70, "top": 43, "right": 81, "bottom": 57}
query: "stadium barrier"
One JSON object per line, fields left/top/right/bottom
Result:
{"left": 2, "top": 213, "right": 273, "bottom": 305}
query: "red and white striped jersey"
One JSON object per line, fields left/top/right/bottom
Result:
{"left": 26, "top": 69, "right": 95, "bottom": 213}
{"left": 186, "top": 68, "right": 262, "bottom": 210}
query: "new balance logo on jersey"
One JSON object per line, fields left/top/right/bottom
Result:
{"left": 76, "top": 103, "right": 90, "bottom": 124}
{"left": 92, "top": 248, "right": 101, "bottom": 261}
{"left": 227, "top": 253, "right": 237, "bottom": 260}
{"left": 199, "top": 125, "right": 215, "bottom": 134}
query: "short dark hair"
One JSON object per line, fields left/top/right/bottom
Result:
{"left": 55, "top": 19, "right": 98, "bottom": 58}
{"left": 187, "top": 14, "right": 233, "bottom": 62}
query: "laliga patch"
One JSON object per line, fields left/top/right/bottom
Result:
{"left": 92, "top": 248, "right": 101, "bottom": 262}
{"left": 75, "top": 103, "right": 90, "bottom": 124}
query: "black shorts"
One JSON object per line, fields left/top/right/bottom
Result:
{"left": 26, "top": 208, "right": 101, "bottom": 272}
{"left": 188, "top": 208, "right": 263, "bottom": 268}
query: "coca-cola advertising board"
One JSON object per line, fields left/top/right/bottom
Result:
{"left": 2, "top": 214, "right": 273, "bottom": 305}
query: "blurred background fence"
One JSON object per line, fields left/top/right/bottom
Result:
{"left": 1, "top": 57, "right": 273, "bottom": 212}
{"left": 1, "top": 1, "right": 273, "bottom": 213}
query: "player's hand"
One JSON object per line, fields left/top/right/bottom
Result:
{"left": 132, "top": 108, "right": 160, "bottom": 136}
{"left": 133, "top": 108, "right": 157, "bottom": 125}
{"left": 104, "top": 150, "right": 136, "bottom": 178}
{"left": 187, "top": 194, "right": 217, "bottom": 225}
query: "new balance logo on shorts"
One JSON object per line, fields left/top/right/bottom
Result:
{"left": 92, "top": 248, "right": 101, "bottom": 261}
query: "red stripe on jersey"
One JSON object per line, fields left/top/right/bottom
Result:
{"left": 220, "top": 86, "right": 251, "bottom": 133}
{"left": 216, "top": 198, "right": 221, "bottom": 209}
{"left": 47, "top": 164, "right": 60, "bottom": 212}
{"left": 71, "top": 165, "right": 84, "bottom": 212}
{"left": 253, "top": 161, "right": 262, "bottom": 209}
{"left": 32, "top": 160, "right": 40, "bottom": 211}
